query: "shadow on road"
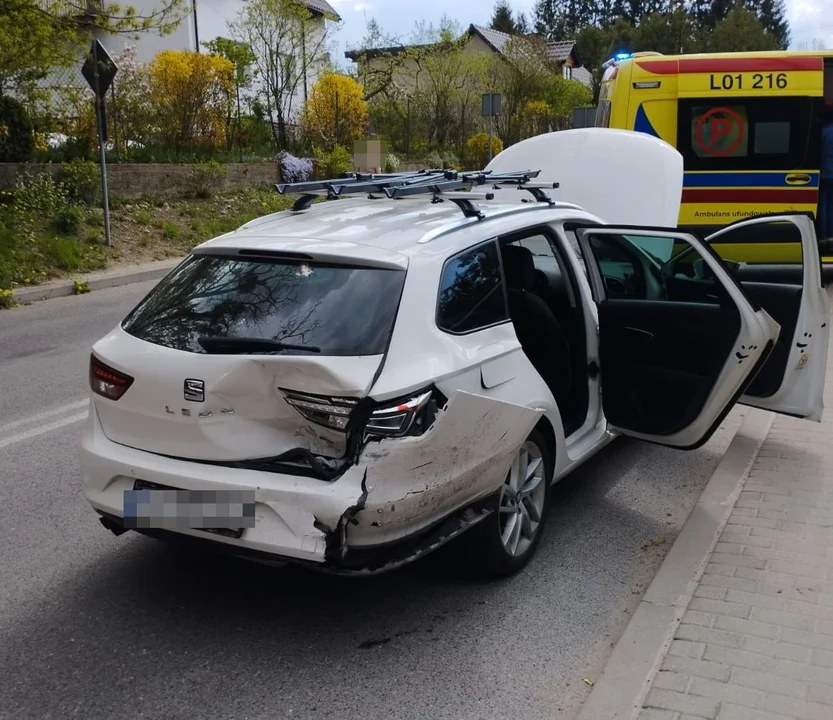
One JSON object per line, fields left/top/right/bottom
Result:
{"left": 0, "top": 437, "right": 711, "bottom": 719}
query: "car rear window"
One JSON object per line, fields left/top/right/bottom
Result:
{"left": 121, "top": 254, "right": 406, "bottom": 356}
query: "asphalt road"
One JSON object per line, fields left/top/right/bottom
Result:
{"left": 0, "top": 283, "right": 746, "bottom": 720}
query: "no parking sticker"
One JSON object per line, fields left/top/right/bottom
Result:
{"left": 694, "top": 107, "right": 745, "bottom": 157}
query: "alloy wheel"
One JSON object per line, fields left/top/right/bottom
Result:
{"left": 498, "top": 440, "right": 546, "bottom": 557}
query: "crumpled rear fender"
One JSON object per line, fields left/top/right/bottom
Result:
{"left": 342, "top": 390, "right": 544, "bottom": 549}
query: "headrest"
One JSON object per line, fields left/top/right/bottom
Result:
{"left": 501, "top": 245, "right": 536, "bottom": 291}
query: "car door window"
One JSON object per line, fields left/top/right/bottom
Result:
{"left": 588, "top": 235, "right": 650, "bottom": 299}
{"left": 584, "top": 233, "right": 686, "bottom": 302}
{"left": 436, "top": 240, "right": 508, "bottom": 334}
{"left": 510, "top": 233, "right": 563, "bottom": 291}
{"left": 703, "top": 216, "right": 822, "bottom": 413}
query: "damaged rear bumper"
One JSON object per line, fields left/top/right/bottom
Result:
{"left": 94, "top": 496, "right": 494, "bottom": 575}
{"left": 80, "top": 392, "right": 543, "bottom": 572}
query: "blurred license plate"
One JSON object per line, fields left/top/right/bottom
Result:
{"left": 125, "top": 480, "right": 255, "bottom": 539}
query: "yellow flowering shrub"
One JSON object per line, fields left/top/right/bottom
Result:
{"left": 302, "top": 73, "right": 368, "bottom": 150}
{"left": 148, "top": 50, "right": 235, "bottom": 156}
{"left": 466, "top": 132, "right": 504, "bottom": 168}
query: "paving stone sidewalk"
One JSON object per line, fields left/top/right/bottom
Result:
{"left": 638, "top": 332, "right": 833, "bottom": 719}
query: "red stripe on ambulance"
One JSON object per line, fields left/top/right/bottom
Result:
{"left": 636, "top": 57, "right": 823, "bottom": 75}
{"left": 681, "top": 188, "right": 819, "bottom": 204}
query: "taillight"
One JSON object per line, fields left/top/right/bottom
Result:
{"left": 366, "top": 390, "right": 433, "bottom": 437}
{"left": 281, "top": 387, "right": 441, "bottom": 439}
{"left": 281, "top": 391, "right": 358, "bottom": 431}
{"left": 89, "top": 354, "right": 134, "bottom": 401}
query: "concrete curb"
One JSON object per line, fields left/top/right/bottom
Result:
{"left": 11, "top": 258, "right": 184, "bottom": 305}
{"left": 574, "top": 407, "right": 775, "bottom": 720}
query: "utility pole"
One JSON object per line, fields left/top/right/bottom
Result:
{"left": 301, "top": 24, "right": 308, "bottom": 104}
{"left": 192, "top": 0, "right": 200, "bottom": 52}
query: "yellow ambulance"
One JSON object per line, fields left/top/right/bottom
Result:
{"left": 596, "top": 50, "right": 833, "bottom": 262}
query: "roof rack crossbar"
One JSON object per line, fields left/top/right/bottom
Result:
{"left": 386, "top": 179, "right": 468, "bottom": 198}
{"left": 275, "top": 168, "right": 554, "bottom": 219}
{"left": 335, "top": 171, "right": 457, "bottom": 197}
{"left": 487, "top": 178, "right": 559, "bottom": 205}
{"left": 277, "top": 169, "right": 455, "bottom": 202}
{"left": 277, "top": 170, "right": 435, "bottom": 197}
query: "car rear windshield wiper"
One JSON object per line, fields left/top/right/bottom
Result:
{"left": 197, "top": 336, "right": 322, "bottom": 354}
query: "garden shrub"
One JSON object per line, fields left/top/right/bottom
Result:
{"left": 302, "top": 73, "right": 368, "bottom": 149}
{"left": 53, "top": 205, "right": 84, "bottom": 235}
{"left": 11, "top": 171, "right": 70, "bottom": 229}
{"left": 466, "top": 133, "right": 504, "bottom": 168}
{"left": 410, "top": 140, "right": 429, "bottom": 158}
{"left": 61, "top": 159, "right": 101, "bottom": 205}
{"left": 278, "top": 152, "right": 313, "bottom": 183}
{"left": 315, "top": 145, "right": 353, "bottom": 177}
{"left": 384, "top": 152, "right": 400, "bottom": 173}
{"left": 187, "top": 160, "right": 228, "bottom": 198}
{"left": 0, "top": 96, "right": 34, "bottom": 162}
{"left": 424, "top": 150, "right": 443, "bottom": 170}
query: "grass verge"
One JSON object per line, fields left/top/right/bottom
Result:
{"left": 0, "top": 186, "right": 295, "bottom": 307}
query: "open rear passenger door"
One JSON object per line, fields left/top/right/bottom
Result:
{"left": 701, "top": 215, "right": 829, "bottom": 421}
{"left": 660, "top": 214, "right": 829, "bottom": 421}
{"left": 576, "top": 225, "right": 782, "bottom": 450}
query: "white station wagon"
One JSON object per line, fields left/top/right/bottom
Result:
{"left": 80, "top": 129, "right": 829, "bottom": 577}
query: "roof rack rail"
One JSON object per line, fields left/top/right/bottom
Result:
{"left": 275, "top": 169, "right": 559, "bottom": 218}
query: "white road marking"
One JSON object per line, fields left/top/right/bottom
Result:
{"left": 0, "top": 398, "right": 89, "bottom": 435}
{"left": 0, "top": 410, "right": 89, "bottom": 450}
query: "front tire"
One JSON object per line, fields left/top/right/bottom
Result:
{"left": 460, "top": 427, "right": 552, "bottom": 578}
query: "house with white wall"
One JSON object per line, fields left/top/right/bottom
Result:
{"left": 39, "top": 0, "right": 341, "bottom": 124}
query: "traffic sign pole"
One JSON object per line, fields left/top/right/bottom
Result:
{"left": 482, "top": 93, "right": 501, "bottom": 162}
{"left": 93, "top": 42, "right": 111, "bottom": 247}
{"left": 82, "top": 40, "right": 118, "bottom": 248}
{"left": 95, "top": 92, "right": 111, "bottom": 248}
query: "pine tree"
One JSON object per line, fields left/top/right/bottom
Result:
{"left": 593, "top": 0, "right": 618, "bottom": 26}
{"left": 490, "top": 1, "right": 532, "bottom": 35}
{"left": 689, "top": 0, "right": 735, "bottom": 31}
{"left": 534, "top": 0, "right": 560, "bottom": 38}
{"left": 748, "top": 0, "right": 790, "bottom": 49}
{"left": 534, "top": 0, "right": 595, "bottom": 39}
{"left": 711, "top": 4, "right": 780, "bottom": 51}
{"left": 617, "top": 0, "right": 643, "bottom": 25}
{"left": 490, "top": 1, "right": 517, "bottom": 34}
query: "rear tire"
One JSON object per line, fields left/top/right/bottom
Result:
{"left": 459, "top": 427, "right": 553, "bottom": 578}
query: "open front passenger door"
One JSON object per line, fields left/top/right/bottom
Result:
{"left": 576, "top": 225, "right": 782, "bottom": 450}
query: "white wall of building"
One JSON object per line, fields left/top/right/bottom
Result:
{"left": 96, "top": 0, "right": 333, "bottom": 120}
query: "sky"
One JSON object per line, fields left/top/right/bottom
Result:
{"left": 193, "top": 0, "right": 833, "bottom": 70}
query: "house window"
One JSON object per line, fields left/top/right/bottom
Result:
{"left": 563, "top": 65, "right": 572, "bottom": 80}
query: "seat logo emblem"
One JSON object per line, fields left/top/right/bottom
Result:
{"left": 184, "top": 378, "right": 205, "bottom": 402}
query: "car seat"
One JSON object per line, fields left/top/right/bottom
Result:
{"left": 501, "top": 245, "right": 573, "bottom": 411}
